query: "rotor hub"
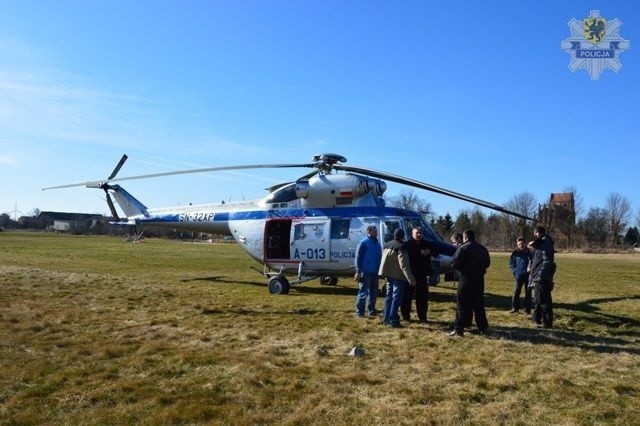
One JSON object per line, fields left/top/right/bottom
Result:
{"left": 312, "top": 153, "right": 347, "bottom": 173}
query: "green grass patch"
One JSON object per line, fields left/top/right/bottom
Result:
{"left": 1, "top": 232, "right": 639, "bottom": 423}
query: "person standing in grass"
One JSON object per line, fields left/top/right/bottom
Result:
{"left": 448, "top": 229, "right": 491, "bottom": 337}
{"left": 378, "top": 228, "right": 415, "bottom": 328}
{"left": 509, "top": 236, "right": 532, "bottom": 314}
{"left": 354, "top": 225, "right": 382, "bottom": 318}
{"left": 529, "top": 225, "right": 555, "bottom": 328}
{"left": 401, "top": 227, "right": 436, "bottom": 323}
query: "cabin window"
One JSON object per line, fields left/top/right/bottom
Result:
{"left": 294, "top": 223, "right": 325, "bottom": 240}
{"left": 383, "top": 221, "right": 400, "bottom": 242}
{"left": 330, "top": 219, "right": 351, "bottom": 239}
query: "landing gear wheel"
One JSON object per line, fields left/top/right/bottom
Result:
{"left": 268, "top": 276, "right": 290, "bottom": 295}
{"left": 319, "top": 276, "right": 338, "bottom": 286}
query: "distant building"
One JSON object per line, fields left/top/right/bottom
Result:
{"left": 38, "top": 211, "right": 106, "bottom": 233}
{"left": 538, "top": 193, "right": 576, "bottom": 248}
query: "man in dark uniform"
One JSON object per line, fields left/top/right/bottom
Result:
{"left": 448, "top": 229, "right": 491, "bottom": 337}
{"left": 529, "top": 225, "right": 555, "bottom": 328}
{"left": 401, "top": 227, "right": 436, "bottom": 323}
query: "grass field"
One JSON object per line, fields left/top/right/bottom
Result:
{"left": 1, "top": 232, "right": 639, "bottom": 424}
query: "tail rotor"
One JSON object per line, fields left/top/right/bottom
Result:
{"left": 101, "top": 154, "right": 128, "bottom": 220}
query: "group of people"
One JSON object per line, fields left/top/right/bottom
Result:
{"left": 510, "top": 225, "right": 555, "bottom": 328}
{"left": 354, "top": 224, "right": 556, "bottom": 335}
{"left": 354, "top": 225, "right": 436, "bottom": 328}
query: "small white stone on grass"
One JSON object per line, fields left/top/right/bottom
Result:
{"left": 349, "top": 346, "right": 365, "bottom": 357}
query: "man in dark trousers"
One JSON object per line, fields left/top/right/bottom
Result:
{"left": 529, "top": 225, "right": 555, "bottom": 328}
{"left": 401, "top": 227, "right": 436, "bottom": 323}
{"left": 449, "top": 229, "right": 491, "bottom": 337}
{"left": 509, "top": 236, "right": 532, "bottom": 314}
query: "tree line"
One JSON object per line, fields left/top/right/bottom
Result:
{"left": 391, "top": 189, "right": 639, "bottom": 251}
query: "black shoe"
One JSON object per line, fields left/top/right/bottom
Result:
{"left": 418, "top": 318, "right": 427, "bottom": 324}
{"left": 448, "top": 330, "right": 463, "bottom": 337}
{"left": 525, "top": 309, "right": 531, "bottom": 315}
{"left": 402, "top": 316, "right": 411, "bottom": 321}
{"left": 390, "top": 323, "right": 403, "bottom": 328}
{"left": 479, "top": 328, "right": 491, "bottom": 336}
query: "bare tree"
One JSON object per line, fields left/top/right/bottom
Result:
{"left": 389, "top": 190, "right": 432, "bottom": 215}
{"left": 505, "top": 191, "right": 538, "bottom": 219}
{"left": 605, "top": 192, "right": 632, "bottom": 246}
{"left": 562, "top": 185, "right": 584, "bottom": 220}
{"left": 504, "top": 192, "right": 537, "bottom": 239}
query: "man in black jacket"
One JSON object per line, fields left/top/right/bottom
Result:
{"left": 529, "top": 225, "right": 555, "bottom": 328}
{"left": 449, "top": 229, "right": 491, "bottom": 337}
{"left": 401, "top": 227, "right": 436, "bottom": 323}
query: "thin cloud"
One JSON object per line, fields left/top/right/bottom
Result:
{"left": 0, "top": 155, "right": 19, "bottom": 165}
{"left": 0, "top": 70, "right": 160, "bottom": 154}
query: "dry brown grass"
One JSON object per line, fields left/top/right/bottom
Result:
{"left": 1, "top": 232, "right": 639, "bottom": 424}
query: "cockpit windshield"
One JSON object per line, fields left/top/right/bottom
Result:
{"left": 264, "top": 183, "right": 298, "bottom": 204}
{"left": 403, "top": 218, "right": 442, "bottom": 242}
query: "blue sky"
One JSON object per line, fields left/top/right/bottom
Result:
{"left": 1, "top": 1, "right": 638, "bottom": 225}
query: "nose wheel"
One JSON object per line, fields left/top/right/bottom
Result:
{"left": 319, "top": 276, "right": 338, "bottom": 286}
{"left": 268, "top": 276, "right": 290, "bottom": 294}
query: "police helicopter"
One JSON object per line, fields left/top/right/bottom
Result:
{"left": 44, "top": 153, "right": 534, "bottom": 294}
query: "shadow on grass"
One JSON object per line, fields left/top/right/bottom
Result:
{"left": 180, "top": 275, "right": 265, "bottom": 288}
{"left": 483, "top": 324, "right": 640, "bottom": 355}
{"left": 180, "top": 275, "right": 359, "bottom": 296}
{"left": 554, "top": 295, "right": 640, "bottom": 337}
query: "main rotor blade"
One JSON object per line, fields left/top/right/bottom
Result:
{"left": 334, "top": 164, "right": 535, "bottom": 221}
{"left": 108, "top": 154, "right": 128, "bottom": 180}
{"left": 43, "top": 162, "right": 316, "bottom": 190}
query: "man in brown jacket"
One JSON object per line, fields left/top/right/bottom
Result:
{"left": 378, "top": 228, "right": 416, "bottom": 328}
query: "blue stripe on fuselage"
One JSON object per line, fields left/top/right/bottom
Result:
{"left": 141, "top": 206, "right": 420, "bottom": 224}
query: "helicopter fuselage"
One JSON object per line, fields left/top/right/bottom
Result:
{"left": 131, "top": 202, "right": 456, "bottom": 282}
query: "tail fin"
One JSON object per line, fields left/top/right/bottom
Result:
{"left": 108, "top": 185, "right": 149, "bottom": 218}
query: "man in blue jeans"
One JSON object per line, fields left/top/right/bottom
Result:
{"left": 378, "top": 228, "right": 416, "bottom": 328}
{"left": 354, "top": 225, "right": 382, "bottom": 317}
